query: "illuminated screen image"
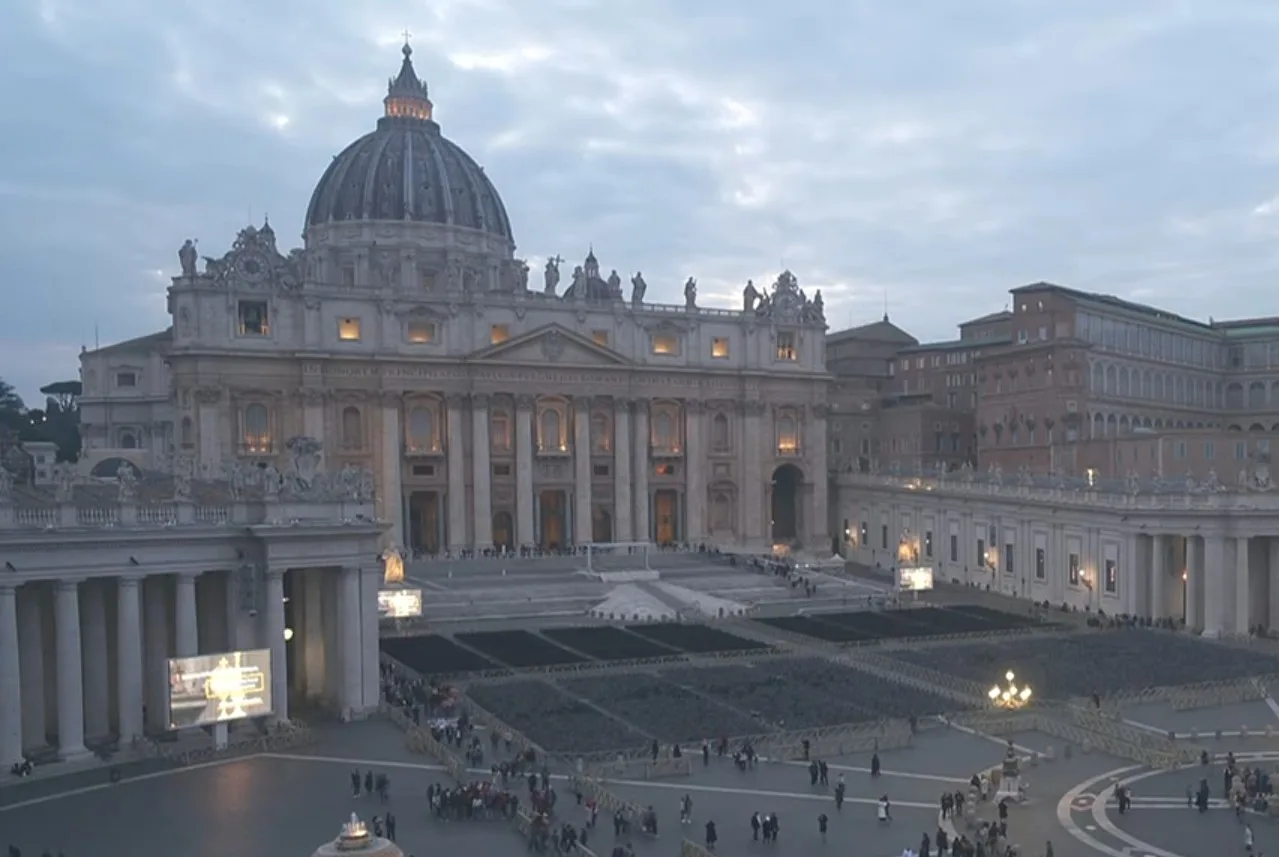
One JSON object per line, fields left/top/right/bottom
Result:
{"left": 897, "top": 566, "right": 935, "bottom": 592}
{"left": 379, "top": 588, "right": 424, "bottom": 619}
{"left": 167, "top": 648, "right": 273, "bottom": 729}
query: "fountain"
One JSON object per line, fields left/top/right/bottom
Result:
{"left": 312, "top": 813, "right": 403, "bottom": 857}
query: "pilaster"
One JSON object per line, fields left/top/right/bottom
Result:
{"left": 632, "top": 400, "right": 651, "bottom": 542}
{"left": 684, "top": 400, "right": 705, "bottom": 543}
{"left": 742, "top": 401, "right": 765, "bottom": 545}
{"left": 380, "top": 392, "right": 404, "bottom": 548}
{"left": 613, "top": 399, "right": 633, "bottom": 542}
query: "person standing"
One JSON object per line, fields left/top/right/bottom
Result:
{"left": 705, "top": 820, "right": 717, "bottom": 851}
{"left": 817, "top": 813, "right": 828, "bottom": 842}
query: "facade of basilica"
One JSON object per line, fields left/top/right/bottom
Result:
{"left": 78, "top": 43, "right": 832, "bottom": 555}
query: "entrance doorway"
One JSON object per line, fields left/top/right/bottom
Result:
{"left": 408, "top": 491, "right": 442, "bottom": 555}
{"left": 770, "top": 464, "right": 803, "bottom": 543}
{"left": 592, "top": 506, "right": 613, "bottom": 543}
{"left": 492, "top": 511, "right": 514, "bottom": 552}
{"left": 539, "top": 490, "right": 566, "bottom": 549}
{"left": 654, "top": 489, "right": 678, "bottom": 545}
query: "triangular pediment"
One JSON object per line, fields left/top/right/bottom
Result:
{"left": 467, "top": 323, "right": 631, "bottom": 366}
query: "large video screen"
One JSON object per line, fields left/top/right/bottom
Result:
{"left": 897, "top": 566, "right": 935, "bottom": 592}
{"left": 379, "top": 588, "right": 423, "bottom": 619}
{"left": 167, "top": 649, "right": 273, "bottom": 729}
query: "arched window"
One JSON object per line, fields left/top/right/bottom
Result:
{"left": 540, "top": 409, "right": 562, "bottom": 451}
{"left": 244, "top": 404, "right": 270, "bottom": 452}
{"left": 490, "top": 412, "right": 511, "bottom": 452}
{"left": 777, "top": 415, "right": 798, "bottom": 454}
{"left": 653, "top": 412, "right": 676, "bottom": 450}
{"left": 120, "top": 431, "right": 137, "bottom": 449}
{"left": 341, "top": 406, "right": 363, "bottom": 449}
{"left": 711, "top": 492, "right": 732, "bottom": 530}
{"left": 591, "top": 412, "right": 611, "bottom": 453}
{"left": 180, "top": 417, "right": 193, "bottom": 448}
{"left": 409, "top": 407, "right": 434, "bottom": 452}
{"left": 712, "top": 412, "right": 730, "bottom": 450}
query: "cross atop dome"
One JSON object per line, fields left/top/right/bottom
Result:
{"left": 384, "top": 35, "right": 434, "bottom": 123}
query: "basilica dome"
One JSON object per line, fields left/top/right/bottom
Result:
{"left": 305, "top": 44, "right": 513, "bottom": 241}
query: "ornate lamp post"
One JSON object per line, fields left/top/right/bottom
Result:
{"left": 988, "top": 670, "right": 1033, "bottom": 709}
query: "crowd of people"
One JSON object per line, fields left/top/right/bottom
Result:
{"left": 407, "top": 542, "right": 723, "bottom": 562}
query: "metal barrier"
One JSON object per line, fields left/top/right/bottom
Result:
{"left": 1167, "top": 676, "right": 1275, "bottom": 711}
{"left": 682, "top": 838, "right": 717, "bottom": 857}
{"left": 169, "top": 720, "right": 316, "bottom": 766}
{"left": 1032, "top": 714, "right": 1177, "bottom": 769}
{"left": 569, "top": 773, "right": 643, "bottom": 825}
{"left": 455, "top": 693, "right": 550, "bottom": 762}
{"left": 644, "top": 757, "right": 693, "bottom": 779}
{"left": 846, "top": 653, "right": 988, "bottom": 707}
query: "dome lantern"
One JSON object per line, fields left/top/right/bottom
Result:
{"left": 383, "top": 36, "right": 434, "bottom": 123}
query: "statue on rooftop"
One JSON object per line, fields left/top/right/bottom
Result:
{"left": 743, "top": 280, "right": 759, "bottom": 313}
{"left": 684, "top": 276, "right": 698, "bottom": 309}
{"left": 178, "top": 239, "right": 198, "bottom": 277}
{"left": 543, "top": 256, "right": 561, "bottom": 296}
{"left": 630, "top": 271, "right": 647, "bottom": 306}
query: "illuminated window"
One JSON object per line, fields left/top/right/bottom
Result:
{"left": 591, "top": 412, "right": 611, "bottom": 453}
{"left": 238, "top": 300, "right": 270, "bottom": 336}
{"left": 711, "top": 337, "right": 730, "bottom": 358}
{"left": 407, "top": 321, "right": 436, "bottom": 344}
{"left": 1104, "top": 558, "right": 1118, "bottom": 593}
{"left": 243, "top": 403, "right": 271, "bottom": 453}
{"left": 776, "top": 332, "right": 797, "bottom": 361}
{"left": 776, "top": 414, "right": 799, "bottom": 454}
{"left": 651, "top": 334, "right": 680, "bottom": 356}
{"left": 338, "top": 317, "right": 362, "bottom": 341}
{"left": 655, "top": 463, "right": 676, "bottom": 476}
{"left": 652, "top": 411, "right": 679, "bottom": 452}
{"left": 592, "top": 330, "right": 610, "bottom": 347}
{"left": 407, "top": 406, "right": 437, "bottom": 453}
{"left": 490, "top": 324, "right": 510, "bottom": 345}
{"left": 539, "top": 408, "right": 565, "bottom": 452}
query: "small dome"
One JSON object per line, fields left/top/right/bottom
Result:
{"left": 305, "top": 42, "right": 513, "bottom": 241}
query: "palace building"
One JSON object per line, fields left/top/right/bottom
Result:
{"left": 77, "top": 42, "right": 832, "bottom": 555}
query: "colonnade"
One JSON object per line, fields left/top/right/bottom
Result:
{"left": 0, "top": 565, "right": 382, "bottom": 770}
{"left": 1148, "top": 534, "right": 1279, "bottom": 637}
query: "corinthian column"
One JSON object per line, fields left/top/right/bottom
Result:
{"left": 446, "top": 394, "right": 467, "bottom": 551}
{"left": 472, "top": 394, "right": 493, "bottom": 550}
{"left": 574, "top": 398, "right": 593, "bottom": 545}
{"left": 633, "top": 401, "right": 650, "bottom": 542}
{"left": 684, "top": 401, "right": 705, "bottom": 542}
{"left": 613, "top": 399, "right": 633, "bottom": 542}
{"left": 742, "top": 401, "right": 765, "bottom": 545}
{"left": 809, "top": 404, "right": 830, "bottom": 550}
{"left": 54, "top": 580, "right": 89, "bottom": 760}
{"left": 380, "top": 392, "right": 403, "bottom": 548}
{"left": 515, "top": 395, "right": 535, "bottom": 547}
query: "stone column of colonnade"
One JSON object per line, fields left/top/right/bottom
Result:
{"left": 1148, "top": 533, "right": 1279, "bottom": 637}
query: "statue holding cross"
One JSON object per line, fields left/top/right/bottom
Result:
{"left": 544, "top": 255, "right": 563, "bottom": 295}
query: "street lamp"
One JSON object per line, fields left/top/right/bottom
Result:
{"left": 988, "top": 670, "right": 1033, "bottom": 709}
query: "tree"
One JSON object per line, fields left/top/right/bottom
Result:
{"left": 40, "top": 380, "right": 82, "bottom": 412}
{"left": 0, "top": 377, "right": 23, "bottom": 435}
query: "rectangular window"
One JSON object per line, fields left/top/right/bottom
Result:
{"left": 1204, "top": 441, "right": 1215, "bottom": 460}
{"left": 341, "top": 265, "right": 356, "bottom": 288}
{"left": 860, "top": 522, "right": 868, "bottom": 546}
{"left": 490, "top": 324, "right": 510, "bottom": 345}
{"left": 115, "top": 372, "right": 137, "bottom": 388}
{"left": 711, "top": 337, "right": 730, "bottom": 358}
{"left": 1035, "top": 547, "right": 1046, "bottom": 580}
{"left": 592, "top": 330, "right": 609, "bottom": 347}
{"left": 977, "top": 538, "right": 986, "bottom": 569}
{"left": 237, "top": 300, "right": 269, "bottom": 336}
{"left": 1068, "top": 553, "right": 1080, "bottom": 586}
{"left": 1104, "top": 558, "right": 1118, "bottom": 593}
{"left": 776, "top": 332, "right": 797, "bottom": 361}
{"left": 651, "top": 334, "right": 680, "bottom": 356}
{"left": 407, "top": 321, "right": 436, "bottom": 344}
{"left": 592, "top": 463, "right": 611, "bottom": 477}
{"left": 655, "top": 463, "right": 676, "bottom": 476}
{"left": 1236, "top": 442, "right": 1247, "bottom": 460}
{"left": 881, "top": 524, "right": 888, "bottom": 550}
{"left": 338, "top": 317, "right": 362, "bottom": 341}
{"left": 492, "top": 463, "right": 512, "bottom": 477}
{"left": 949, "top": 533, "right": 958, "bottom": 563}
{"left": 924, "top": 530, "right": 933, "bottom": 559}
{"left": 1003, "top": 543, "right": 1015, "bottom": 574}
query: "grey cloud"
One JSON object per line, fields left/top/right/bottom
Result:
{"left": 3, "top": 0, "right": 1279, "bottom": 401}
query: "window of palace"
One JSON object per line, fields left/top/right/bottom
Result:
{"left": 652, "top": 410, "right": 680, "bottom": 452}
{"left": 711, "top": 412, "right": 730, "bottom": 450}
{"left": 338, "top": 317, "right": 362, "bottom": 341}
{"left": 651, "top": 333, "right": 680, "bottom": 356}
{"left": 592, "top": 330, "right": 610, "bottom": 347}
{"left": 341, "top": 265, "right": 356, "bottom": 288}
{"left": 776, "top": 332, "right": 797, "bottom": 361}
{"left": 180, "top": 417, "right": 193, "bottom": 448}
{"left": 407, "top": 406, "right": 438, "bottom": 453}
{"left": 490, "top": 324, "right": 510, "bottom": 345}
{"left": 490, "top": 412, "right": 512, "bottom": 452}
{"left": 406, "top": 320, "right": 437, "bottom": 344}
{"left": 238, "top": 300, "right": 270, "bottom": 336}
{"left": 341, "top": 406, "right": 363, "bottom": 450}
{"left": 775, "top": 413, "right": 799, "bottom": 454}
{"left": 711, "top": 337, "right": 730, "bottom": 358}
{"left": 118, "top": 430, "right": 137, "bottom": 449}
{"left": 539, "top": 407, "right": 567, "bottom": 453}
{"left": 116, "top": 371, "right": 137, "bottom": 388}
{"left": 242, "top": 403, "right": 271, "bottom": 453}
{"left": 591, "top": 411, "right": 611, "bottom": 453}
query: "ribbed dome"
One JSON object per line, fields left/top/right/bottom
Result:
{"left": 304, "top": 43, "right": 513, "bottom": 240}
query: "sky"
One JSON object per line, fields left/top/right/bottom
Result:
{"left": 3, "top": 0, "right": 1279, "bottom": 404}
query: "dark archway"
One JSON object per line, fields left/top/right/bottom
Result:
{"left": 90, "top": 457, "right": 139, "bottom": 479}
{"left": 770, "top": 464, "right": 803, "bottom": 543}
{"left": 492, "top": 511, "right": 514, "bottom": 552}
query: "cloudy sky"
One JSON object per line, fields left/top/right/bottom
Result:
{"left": 3, "top": 0, "right": 1279, "bottom": 402}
